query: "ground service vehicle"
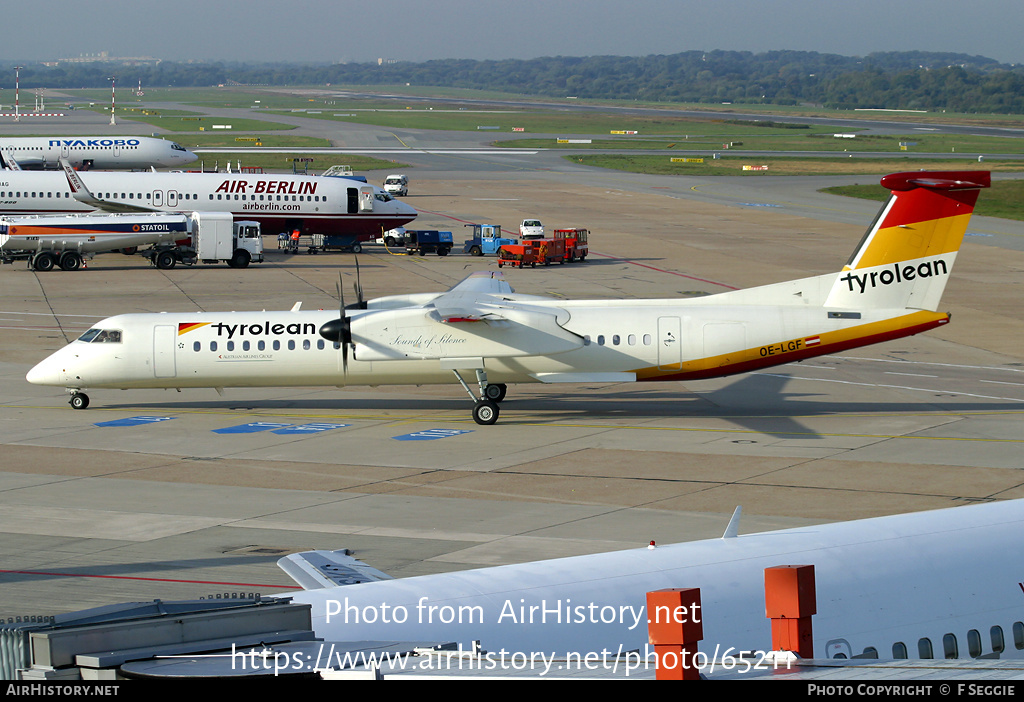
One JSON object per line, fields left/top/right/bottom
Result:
{"left": 462, "top": 223, "right": 516, "bottom": 256}
{"left": 0, "top": 211, "right": 260, "bottom": 271}
{"left": 311, "top": 234, "right": 364, "bottom": 254}
{"left": 143, "top": 212, "right": 263, "bottom": 269}
{"left": 498, "top": 232, "right": 566, "bottom": 268}
{"left": 383, "top": 174, "right": 408, "bottom": 196}
{"left": 554, "top": 227, "right": 589, "bottom": 262}
{"left": 1, "top": 212, "right": 189, "bottom": 271}
{"left": 405, "top": 230, "right": 453, "bottom": 256}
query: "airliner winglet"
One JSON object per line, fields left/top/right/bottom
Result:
{"left": 722, "top": 506, "right": 742, "bottom": 539}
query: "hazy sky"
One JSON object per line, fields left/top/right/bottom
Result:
{"left": 5, "top": 0, "right": 1024, "bottom": 65}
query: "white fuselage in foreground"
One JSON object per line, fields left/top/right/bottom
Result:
{"left": 287, "top": 499, "right": 1024, "bottom": 660}
{"left": 1, "top": 136, "right": 197, "bottom": 170}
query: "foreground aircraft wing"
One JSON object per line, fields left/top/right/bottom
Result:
{"left": 60, "top": 158, "right": 159, "bottom": 214}
{"left": 343, "top": 270, "right": 585, "bottom": 361}
{"left": 277, "top": 549, "right": 394, "bottom": 590}
{"left": 443, "top": 270, "right": 515, "bottom": 296}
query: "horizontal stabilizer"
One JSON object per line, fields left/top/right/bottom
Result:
{"left": 277, "top": 549, "right": 394, "bottom": 590}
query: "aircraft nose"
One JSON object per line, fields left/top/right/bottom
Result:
{"left": 26, "top": 356, "right": 62, "bottom": 386}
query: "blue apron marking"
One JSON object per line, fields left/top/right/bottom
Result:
{"left": 94, "top": 416, "right": 174, "bottom": 427}
{"left": 393, "top": 429, "right": 473, "bottom": 441}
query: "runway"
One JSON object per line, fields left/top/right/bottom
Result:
{"left": 1, "top": 100, "right": 1023, "bottom": 620}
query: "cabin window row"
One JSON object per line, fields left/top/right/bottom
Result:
{"left": 879, "top": 621, "right": 1024, "bottom": 660}
{"left": 97, "top": 192, "right": 198, "bottom": 201}
{"left": 193, "top": 339, "right": 340, "bottom": 352}
{"left": 583, "top": 334, "right": 653, "bottom": 347}
{"left": 0, "top": 192, "right": 72, "bottom": 199}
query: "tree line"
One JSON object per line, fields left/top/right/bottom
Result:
{"left": 3, "top": 49, "right": 1024, "bottom": 113}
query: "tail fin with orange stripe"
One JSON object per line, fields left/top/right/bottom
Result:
{"left": 824, "top": 171, "right": 990, "bottom": 311}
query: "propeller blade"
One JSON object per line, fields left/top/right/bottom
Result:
{"left": 346, "top": 258, "right": 367, "bottom": 310}
{"left": 319, "top": 274, "right": 351, "bottom": 373}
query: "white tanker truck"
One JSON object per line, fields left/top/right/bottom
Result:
{"left": 0, "top": 211, "right": 262, "bottom": 271}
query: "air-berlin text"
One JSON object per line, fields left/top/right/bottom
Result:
{"left": 215, "top": 180, "right": 318, "bottom": 195}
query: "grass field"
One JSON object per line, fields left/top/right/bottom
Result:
{"left": 504, "top": 132, "right": 1024, "bottom": 154}
{"left": 266, "top": 109, "right": 844, "bottom": 137}
{"left": 80, "top": 106, "right": 299, "bottom": 133}
{"left": 191, "top": 152, "right": 408, "bottom": 174}
{"left": 174, "top": 134, "right": 332, "bottom": 148}
{"left": 568, "top": 154, "right": 1024, "bottom": 177}
{"left": 51, "top": 85, "right": 1024, "bottom": 129}
{"left": 823, "top": 179, "right": 1024, "bottom": 221}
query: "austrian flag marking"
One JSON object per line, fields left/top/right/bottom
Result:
{"left": 178, "top": 322, "right": 210, "bottom": 336}
{"left": 804, "top": 336, "right": 821, "bottom": 347}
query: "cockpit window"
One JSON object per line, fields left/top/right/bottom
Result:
{"left": 171, "top": 142, "right": 186, "bottom": 152}
{"left": 375, "top": 192, "right": 392, "bottom": 202}
{"left": 78, "top": 328, "right": 122, "bottom": 343}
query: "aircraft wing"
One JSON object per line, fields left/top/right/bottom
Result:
{"left": 277, "top": 549, "right": 394, "bottom": 590}
{"left": 60, "top": 158, "right": 160, "bottom": 214}
{"left": 443, "top": 270, "right": 515, "bottom": 296}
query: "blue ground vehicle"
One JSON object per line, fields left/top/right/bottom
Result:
{"left": 405, "top": 230, "right": 453, "bottom": 256}
{"left": 462, "top": 224, "right": 517, "bottom": 256}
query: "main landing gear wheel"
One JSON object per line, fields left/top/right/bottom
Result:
{"left": 69, "top": 392, "right": 90, "bottom": 410}
{"left": 473, "top": 400, "right": 499, "bottom": 425}
{"left": 483, "top": 383, "right": 507, "bottom": 402}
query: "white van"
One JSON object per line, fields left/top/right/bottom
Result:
{"left": 383, "top": 174, "right": 409, "bottom": 196}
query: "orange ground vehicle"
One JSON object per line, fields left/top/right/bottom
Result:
{"left": 497, "top": 232, "right": 565, "bottom": 268}
{"left": 554, "top": 228, "right": 589, "bottom": 262}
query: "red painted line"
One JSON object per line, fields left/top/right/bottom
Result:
{"left": 588, "top": 251, "right": 739, "bottom": 289}
{"left": 414, "top": 208, "right": 739, "bottom": 290}
{"left": 0, "top": 569, "right": 294, "bottom": 589}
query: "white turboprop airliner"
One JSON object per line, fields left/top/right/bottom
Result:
{"left": 0, "top": 159, "right": 418, "bottom": 239}
{"left": 276, "top": 498, "right": 1024, "bottom": 663}
{"left": 26, "top": 170, "right": 986, "bottom": 422}
{"left": 0, "top": 136, "right": 196, "bottom": 170}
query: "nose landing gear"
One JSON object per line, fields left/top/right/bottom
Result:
{"left": 68, "top": 392, "right": 90, "bottom": 410}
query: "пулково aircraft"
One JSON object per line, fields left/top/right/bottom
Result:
{"left": 0, "top": 136, "right": 196, "bottom": 170}
{"left": 27, "top": 170, "right": 986, "bottom": 422}
{"left": 276, "top": 498, "right": 1024, "bottom": 664}
{"left": 0, "top": 159, "right": 418, "bottom": 239}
